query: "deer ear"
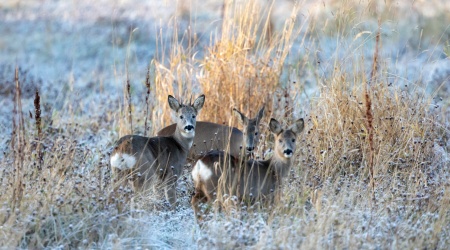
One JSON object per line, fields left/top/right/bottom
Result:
{"left": 291, "top": 118, "right": 305, "bottom": 134}
{"left": 256, "top": 105, "right": 265, "bottom": 123}
{"left": 269, "top": 118, "right": 282, "bottom": 134}
{"left": 193, "top": 94, "right": 205, "bottom": 111}
{"left": 233, "top": 108, "right": 248, "bottom": 125}
{"left": 168, "top": 95, "right": 181, "bottom": 111}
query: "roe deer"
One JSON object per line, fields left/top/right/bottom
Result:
{"left": 157, "top": 106, "right": 265, "bottom": 159}
{"left": 191, "top": 117, "right": 304, "bottom": 218}
{"left": 110, "top": 94, "right": 205, "bottom": 205}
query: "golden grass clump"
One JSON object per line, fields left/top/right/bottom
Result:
{"left": 198, "top": 0, "right": 298, "bottom": 124}
{"left": 145, "top": 0, "right": 298, "bottom": 128}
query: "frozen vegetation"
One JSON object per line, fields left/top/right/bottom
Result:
{"left": 0, "top": 0, "right": 449, "bottom": 248}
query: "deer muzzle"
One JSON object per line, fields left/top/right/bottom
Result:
{"left": 184, "top": 125, "right": 195, "bottom": 133}
{"left": 283, "top": 149, "right": 293, "bottom": 158}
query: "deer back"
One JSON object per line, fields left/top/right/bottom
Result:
{"left": 157, "top": 106, "right": 265, "bottom": 159}
{"left": 157, "top": 121, "right": 244, "bottom": 159}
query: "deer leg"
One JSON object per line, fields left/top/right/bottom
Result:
{"left": 164, "top": 186, "right": 177, "bottom": 206}
{"left": 191, "top": 188, "right": 209, "bottom": 223}
{"left": 163, "top": 173, "right": 178, "bottom": 206}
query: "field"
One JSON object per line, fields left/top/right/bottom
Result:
{"left": 1, "top": 0, "right": 449, "bottom": 248}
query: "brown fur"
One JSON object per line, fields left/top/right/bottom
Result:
{"left": 157, "top": 106, "right": 265, "bottom": 159}
{"left": 191, "top": 118, "right": 304, "bottom": 219}
{"left": 110, "top": 94, "right": 205, "bottom": 206}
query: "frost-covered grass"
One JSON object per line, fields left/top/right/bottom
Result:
{"left": 0, "top": 0, "right": 449, "bottom": 249}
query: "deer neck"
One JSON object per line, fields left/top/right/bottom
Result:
{"left": 172, "top": 127, "right": 194, "bottom": 152}
{"left": 268, "top": 155, "right": 292, "bottom": 181}
{"left": 239, "top": 152, "right": 253, "bottom": 163}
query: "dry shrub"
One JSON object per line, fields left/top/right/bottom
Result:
{"left": 152, "top": 33, "right": 198, "bottom": 129}
{"left": 196, "top": 65, "right": 449, "bottom": 248}
{"left": 198, "top": 0, "right": 297, "bottom": 124}
{"left": 147, "top": 0, "right": 298, "bottom": 128}
{"left": 2, "top": 126, "right": 111, "bottom": 248}
{"left": 1, "top": 73, "right": 129, "bottom": 248}
{"left": 303, "top": 69, "right": 444, "bottom": 186}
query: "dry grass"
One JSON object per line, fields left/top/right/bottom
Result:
{"left": 0, "top": 0, "right": 449, "bottom": 249}
{"left": 149, "top": 0, "right": 299, "bottom": 129}
{"left": 197, "top": 0, "right": 296, "bottom": 124}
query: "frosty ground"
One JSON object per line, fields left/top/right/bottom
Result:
{"left": 0, "top": 0, "right": 449, "bottom": 249}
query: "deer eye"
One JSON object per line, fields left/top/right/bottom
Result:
{"left": 278, "top": 139, "right": 282, "bottom": 143}
{"left": 180, "top": 115, "right": 184, "bottom": 119}
{"left": 292, "top": 139, "right": 296, "bottom": 143}
{"left": 254, "top": 132, "right": 258, "bottom": 136}
{"left": 192, "top": 115, "right": 196, "bottom": 119}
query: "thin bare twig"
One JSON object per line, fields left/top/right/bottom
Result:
{"left": 144, "top": 63, "right": 152, "bottom": 136}
{"left": 365, "top": 19, "right": 381, "bottom": 203}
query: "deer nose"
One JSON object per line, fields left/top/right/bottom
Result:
{"left": 184, "top": 125, "right": 194, "bottom": 132}
{"left": 246, "top": 146, "right": 255, "bottom": 152}
{"left": 284, "top": 149, "right": 293, "bottom": 156}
